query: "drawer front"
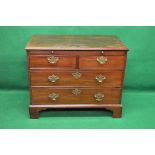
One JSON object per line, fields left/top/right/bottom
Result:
{"left": 30, "top": 70, "right": 123, "bottom": 87}
{"left": 79, "top": 56, "right": 126, "bottom": 69}
{"left": 29, "top": 55, "right": 76, "bottom": 68}
{"left": 31, "top": 88, "right": 121, "bottom": 105}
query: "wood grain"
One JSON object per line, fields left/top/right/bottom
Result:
{"left": 26, "top": 35, "right": 128, "bottom": 118}
{"left": 31, "top": 87, "right": 121, "bottom": 105}
{"left": 80, "top": 55, "right": 126, "bottom": 69}
{"left": 25, "top": 35, "right": 128, "bottom": 51}
{"left": 29, "top": 55, "right": 76, "bottom": 68}
{"left": 30, "top": 70, "right": 123, "bottom": 87}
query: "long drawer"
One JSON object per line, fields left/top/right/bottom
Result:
{"left": 30, "top": 70, "right": 123, "bottom": 87}
{"left": 31, "top": 88, "right": 121, "bottom": 105}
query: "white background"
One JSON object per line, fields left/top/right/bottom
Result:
{"left": 0, "top": 0, "right": 155, "bottom": 154}
{"left": 0, "top": 130, "right": 155, "bottom": 155}
{"left": 0, "top": 0, "right": 154, "bottom": 25}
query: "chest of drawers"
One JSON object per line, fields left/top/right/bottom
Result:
{"left": 25, "top": 35, "right": 128, "bottom": 119}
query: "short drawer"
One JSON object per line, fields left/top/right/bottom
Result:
{"left": 79, "top": 55, "right": 126, "bottom": 70}
{"left": 29, "top": 55, "right": 76, "bottom": 68}
{"left": 31, "top": 88, "right": 121, "bottom": 105}
{"left": 30, "top": 70, "right": 123, "bottom": 87}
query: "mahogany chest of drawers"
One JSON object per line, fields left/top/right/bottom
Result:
{"left": 25, "top": 35, "right": 128, "bottom": 119}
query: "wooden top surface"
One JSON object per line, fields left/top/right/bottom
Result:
{"left": 25, "top": 35, "right": 128, "bottom": 51}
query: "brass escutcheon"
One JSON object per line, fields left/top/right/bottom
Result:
{"left": 97, "top": 56, "right": 107, "bottom": 64}
{"left": 96, "top": 75, "right": 106, "bottom": 83}
{"left": 48, "top": 75, "right": 60, "bottom": 83}
{"left": 47, "top": 56, "right": 59, "bottom": 64}
{"left": 72, "top": 88, "right": 82, "bottom": 96}
{"left": 72, "top": 71, "right": 82, "bottom": 79}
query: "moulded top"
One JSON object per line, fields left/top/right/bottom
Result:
{"left": 25, "top": 35, "right": 128, "bottom": 51}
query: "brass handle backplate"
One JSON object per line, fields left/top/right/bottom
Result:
{"left": 96, "top": 75, "right": 106, "bottom": 83}
{"left": 72, "top": 88, "right": 82, "bottom": 95}
{"left": 97, "top": 56, "right": 107, "bottom": 64}
{"left": 94, "top": 93, "right": 104, "bottom": 102}
{"left": 72, "top": 71, "right": 82, "bottom": 79}
{"left": 48, "top": 75, "right": 60, "bottom": 83}
{"left": 48, "top": 93, "right": 60, "bottom": 101}
{"left": 47, "top": 56, "right": 59, "bottom": 64}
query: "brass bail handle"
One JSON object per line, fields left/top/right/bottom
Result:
{"left": 72, "top": 71, "right": 82, "bottom": 79}
{"left": 96, "top": 75, "right": 106, "bottom": 83}
{"left": 94, "top": 93, "right": 104, "bottom": 102}
{"left": 48, "top": 93, "right": 60, "bottom": 101}
{"left": 97, "top": 56, "right": 107, "bottom": 64}
{"left": 47, "top": 55, "right": 59, "bottom": 64}
{"left": 48, "top": 75, "right": 60, "bottom": 83}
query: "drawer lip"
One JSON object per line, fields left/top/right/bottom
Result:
{"left": 31, "top": 87, "right": 122, "bottom": 90}
{"left": 29, "top": 68, "right": 125, "bottom": 71}
{"left": 28, "top": 67, "right": 125, "bottom": 72}
{"left": 31, "top": 86, "right": 122, "bottom": 88}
